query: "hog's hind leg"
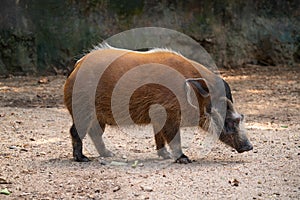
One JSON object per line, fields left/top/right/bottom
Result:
{"left": 87, "top": 120, "right": 114, "bottom": 157}
{"left": 70, "top": 124, "right": 90, "bottom": 162}
{"left": 154, "top": 129, "right": 172, "bottom": 159}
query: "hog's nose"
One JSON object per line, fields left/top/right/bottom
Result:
{"left": 237, "top": 143, "right": 253, "bottom": 153}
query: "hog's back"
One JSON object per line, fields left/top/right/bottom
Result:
{"left": 64, "top": 48, "right": 214, "bottom": 125}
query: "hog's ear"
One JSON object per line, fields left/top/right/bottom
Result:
{"left": 185, "top": 78, "right": 210, "bottom": 98}
{"left": 223, "top": 79, "right": 233, "bottom": 103}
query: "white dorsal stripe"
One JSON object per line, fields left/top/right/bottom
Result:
{"left": 91, "top": 42, "right": 182, "bottom": 56}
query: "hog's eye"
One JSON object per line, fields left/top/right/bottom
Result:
{"left": 225, "top": 117, "right": 240, "bottom": 129}
{"left": 227, "top": 121, "right": 234, "bottom": 128}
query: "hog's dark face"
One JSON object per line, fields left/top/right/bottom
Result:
{"left": 219, "top": 99, "right": 253, "bottom": 153}
{"left": 187, "top": 78, "right": 253, "bottom": 153}
{"left": 215, "top": 80, "right": 253, "bottom": 153}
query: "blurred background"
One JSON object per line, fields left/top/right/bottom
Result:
{"left": 0, "top": 0, "right": 299, "bottom": 75}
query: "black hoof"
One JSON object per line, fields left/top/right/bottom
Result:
{"left": 175, "top": 154, "right": 192, "bottom": 164}
{"left": 74, "top": 154, "right": 90, "bottom": 162}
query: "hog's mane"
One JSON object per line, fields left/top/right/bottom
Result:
{"left": 91, "top": 43, "right": 182, "bottom": 56}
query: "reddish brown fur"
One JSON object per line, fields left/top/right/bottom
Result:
{"left": 64, "top": 49, "right": 213, "bottom": 126}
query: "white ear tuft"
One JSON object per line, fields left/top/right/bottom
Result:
{"left": 185, "top": 81, "right": 198, "bottom": 109}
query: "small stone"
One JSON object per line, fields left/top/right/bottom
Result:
{"left": 36, "top": 152, "right": 46, "bottom": 157}
{"left": 38, "top": 77, "right": 50, "bottom": 84}
{"left": 9, "top": 146, "right": 17, "bottom": 150}
{"left": 229, "top": 178, "right": 239, "bottom": 187}
{"left": 99, "top": 160, "right": 108, "bottom": 165}
{"left": 0, "top": 177, "right": 11, "bottom": 184}
{"left": 112, "top": 186, "right": 120, "bottom": 192}
{"left": 139, "top": 195, "right": 149, "bottom": 200}
{"left": 258, "top": 193, "right": 262, "bottom": 196}
{"left": 141, "top": 186, "right": 153, "bottom": 192}
{"left": 138, "top": 163, "right": 144, "bottom": 167}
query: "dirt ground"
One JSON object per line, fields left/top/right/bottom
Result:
{"left": 0, "top": 65, "right": 299, "bottom": 199}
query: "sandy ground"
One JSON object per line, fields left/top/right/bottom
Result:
{"left": 0, "top": 65, "right": 299, "bottom": 199}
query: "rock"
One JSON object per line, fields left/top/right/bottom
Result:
{"left": 0, "top": 59, "right": 7, "bottom": 76}
{"left": 141, "top": 186, "right": 153, "bottom": 192}
{"left": 229, "top": 178, "right": 239, "bottom": 187}
{"left": 112, "top": 185, "right": 120, "bottom": 192}
{"left": 1, "top": 1, "right": 299, "bottom": 75}
{"left": 38, "top": 77, "right": 50, "bottom": 84}
{"left": 0, "top": 178, "right": 11, "bottom": 184}
{"left": 20, "top": 148, "right": 28, "bottom": 152}
{"left": 138, "top": 163, "right": 144, "bottom": 167}
{"left": 99, "top": 160, "right": 108, "bottom": 165}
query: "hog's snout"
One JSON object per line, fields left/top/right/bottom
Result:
{"left": 236, "top": 141, "right": 253, "bottom": 153}
{"left": 218, "top": 99, "right": 253, "bottom": 154}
